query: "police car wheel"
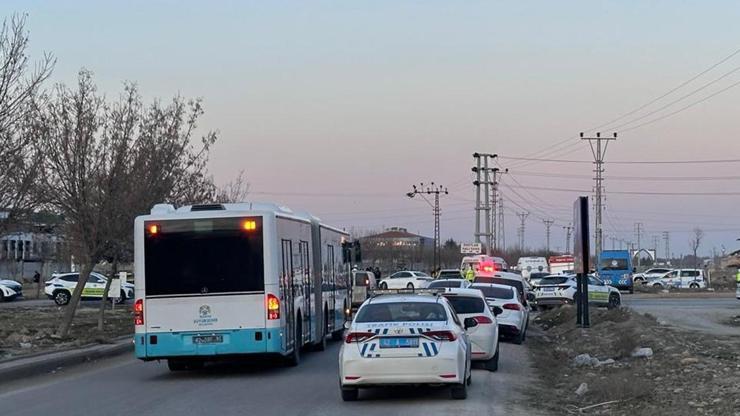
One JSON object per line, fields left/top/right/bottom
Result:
{"left": 114, "top": 290, "right": 126, "bottom": 304}
{"left": 379, "top": 282, "right": 387, "bottom": 289}
{"left": 54, "top": 291, "right": 70, "bottom": 306}
{"left": 0, "top": 291, "right": 4, "bottom": 302}
{"left": 689, "top": 283, "right": 699, "bottom": 289}
{"left": 450, "top": 382, "right": 467, "bottom": 400}
{"left": 607, "top": 293, "right": 621, "bottom": 309}
{"left": 341, "top": 388, "right": 359, "bottom": 401}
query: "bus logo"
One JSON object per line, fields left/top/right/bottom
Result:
{"left": 199, "top": 305, "right": 211, "bottom": 318}
{"left": 194, "top": 305, "right": 218, "bottom": 326}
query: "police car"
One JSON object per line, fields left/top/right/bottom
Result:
{"left": 441, "top": 288, "right": 500, "bottom": 371}
{"left": 0, "top": 279, "right": 23, "bottom": 301}
{"left": 339, "top": 289, "right": 474, "bottom": 401}
{"left": 44, "top": 272, "right": 134, "bottom": 306}
{"left": 533, "top": 274, "right": 621, "bottom": 309}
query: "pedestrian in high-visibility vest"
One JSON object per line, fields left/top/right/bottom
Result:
{"left": 736, "top": 269, "right": 740, "bottom": 286}
{"left": 465, "top": 266, "right": 475, "bottom": 282}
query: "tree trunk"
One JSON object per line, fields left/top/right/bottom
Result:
{"left": 97, "top": 258, "right": 118, "bottom": 332}
{"left": 56, "top": 262, "right": 94, "bottom": 338}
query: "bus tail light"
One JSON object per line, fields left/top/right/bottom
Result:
{"left": 267, "top": 294, "right": 280, "bottom": 320}
{"left": 134, "top": 299, "right": 144, "bottom": 326}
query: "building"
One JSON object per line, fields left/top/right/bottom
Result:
{"left": 360, "top": 227, "right": 433, "bottom": 249}
{"left": 0, "top": 211, "right": 69, "bottom": 281}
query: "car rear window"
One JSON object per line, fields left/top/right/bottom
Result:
{"left": 538, "top": 276, "right": 570, "bottom": 285}
{"left": 443, "top": 295, "right": 485, "bottom": 314}
{"left": 438, "top": 271, "right": 461, "bottom": 278}
{"left": 472, "top": 286, "right": 514, "bottom": 300}
{"left": 473, "top": 277, "right": 525, "bottom": 297}
{"left": 355, "top": 302, "right": 447, "bottom": 322}
{"left": 428, "top": 280, "right": 461, "bottom": 288}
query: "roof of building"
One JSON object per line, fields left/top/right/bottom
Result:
{"left": 362, "top": 227, "right": 430, "bottom": 239}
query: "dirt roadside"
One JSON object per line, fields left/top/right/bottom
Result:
{"left": 526, "top": 306, "right": 740, "bottom": 415}
{"left": 0, "top": 305, "right": 133, "bottom": 361}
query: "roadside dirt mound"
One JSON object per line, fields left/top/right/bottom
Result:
{"left": 0, "top": 305, "right": 132, "bottom": 360}
{"left": 528, "top": 306, "right": 740, "bottom": 415}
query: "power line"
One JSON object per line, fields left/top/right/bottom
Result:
{"left": 499, "top": 156, "right": 740, "bottom": 165}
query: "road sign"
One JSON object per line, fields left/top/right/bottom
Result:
{"left": 108, "top": 277, "right": 121, "bottom": 298}
{"left": 460, "top": 243, "right": 482, "bottom": 254}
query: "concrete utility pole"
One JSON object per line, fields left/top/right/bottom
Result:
{"left": 564, "top": 224, "right": 573, "bottom": 254}
{"left": 472, "top": 153, "right": 497, "bottom": 255}
{"left": 635, "top": 222, "right": 643, "bottom": 269}
{"left": 407, "top": 182, "right": 448, "bottom": 271}
{"left": 652, "top": 235, "right": 659, "bottom": 262}
{"left": 516, "top": 211, "right": 530, "bottom": 251}
{"left": 543, "top": 219, "right": 554, "bottom": 254}
{"left": 580, "top": 132, "right": 617, "bottom": 266}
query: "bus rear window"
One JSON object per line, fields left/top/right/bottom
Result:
{"left": 144, "top": 217, "right": 264, "bottom": 296}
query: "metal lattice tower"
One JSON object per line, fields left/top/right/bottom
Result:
{"left": 497, "top": 196, "right": 505, "bottom": 251}
{"left": 516, "top": 211, "right": 529, "bottom": 251}
{"left": 564, "top": 224, "right": 573, "bottom": 253}
{"left": 543, "top": 219, "right": 554, "bottom": 254}
{"left": 407, "top": 182, "right": 448, "bottom": 271}
{"left": 472, "top": 153, "right": 497, "bottom": 255}
{"left": 580, "top": 132, "right": 617, "bottom": 264}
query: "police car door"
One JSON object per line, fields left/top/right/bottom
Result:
{"left": 84, "top": 274, "right": 105, "bottom": 298}
{"left": 587, "top": 276, "right": 609, "bottom": 306}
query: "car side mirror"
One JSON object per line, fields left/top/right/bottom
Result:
{"left": 463, "top": 317, "right": 478, "bottom": 330}
{"left": 526, "top": 293, "right": 536, "bottom": 303}
{"left": 491, "top": 306, "right": 503, "bottom": 316}
{"left": 343, "top": 321, "right": 351, "bottom": 330}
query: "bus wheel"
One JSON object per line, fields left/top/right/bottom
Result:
{"left": 287, "top": 322, "right": 302, "bottom": 367}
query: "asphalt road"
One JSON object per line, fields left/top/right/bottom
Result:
{"left": 623, "top": 295, "right": 739, "bottom": 336}
{"left": 0, "top": 340, "right": 539, "bottom": 416}
{"left": 0, "top": 298, "right": 130, "bottom": 308}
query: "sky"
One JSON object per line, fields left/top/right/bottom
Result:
{"left": 6, "top": 0, "right": 740, "bottom": 257}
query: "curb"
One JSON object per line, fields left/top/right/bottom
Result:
{"left": 0, "top": 337, "right": 133, "bottom": 385}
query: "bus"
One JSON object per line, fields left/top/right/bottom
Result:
{"left": 598, "top": 250, "right": 634, "bottom": 293}
{"left": 133, "top": 202, "right": 350, "bottom": 370}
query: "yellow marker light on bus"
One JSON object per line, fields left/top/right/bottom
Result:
{"left": 242, "top": 220, "right": 257, "bottom": 231}
{"left": 148, "top": 225, "right": 159, "bottom": 235}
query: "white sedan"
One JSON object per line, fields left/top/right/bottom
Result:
{"left": 471, "top": 283, "right": 529, "bottom": 344}
{"left": 441, "top": 288, "right": 500, "bottom": 371}
{"left": 532, "top": 274, "right": 621, "bottom": 310}
{"left": 378, "top": 271, "right": 433, "bottom": 290}
{"left": 0, "top": 279, "right": 23, "bottom": 301}
{"left": 339, "top": 293, "right": 474, "bottom": 401}
{"left": 44, "top": 272, "right": 134, "bottom": 305}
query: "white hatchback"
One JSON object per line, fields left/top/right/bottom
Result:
{"left": 441, "top": 288, "right": 500, "bottom": 371}
{"left": 378, "top": 271, "right": 433, "bottom": 290}
{"left": 471, "top": 283, "right": 529, "bottom": 344}
{"left": 339, "top": 292, "right": 474, "bottom": 401}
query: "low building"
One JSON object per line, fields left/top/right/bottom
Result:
{"left": 360, "top": 227, "right": 433, "bottom": 249}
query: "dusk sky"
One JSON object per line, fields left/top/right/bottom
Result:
{"left": 8, "top": 0, "right": 740, "bottom": 256}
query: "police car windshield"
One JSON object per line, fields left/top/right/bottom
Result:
{"left": 355, "top": 302, "right": 447, "bottom": 322}
{"left": 600, "top": 259, "right": 628, "bottom": 270}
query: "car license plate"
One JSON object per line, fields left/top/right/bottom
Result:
{"left": 379, "top": 337, "right": 419, "bottom": 348}
{"left": 543, "top": 287, "right": 555, "bottom": 292}
{"left": 193, "top": 335, "right": 223, "bottom": 344}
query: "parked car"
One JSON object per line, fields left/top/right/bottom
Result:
{"left": 472, "top": 272, "right": 535, "bottom": 310}
{"left": 351, "top": 270, "right": 377, "bottom": 308}
{"left": 648, "top": 269, "right": 706, "bottom": 289}
{"left": 44, "top": 272, "right": 134, "bottom": 305}
{"left": 437, "top": 269, "right": 462, "bottom": 279}
{"left": 339, "top": 292, "right": 474, "bottom": 401}
{"left": 633, "top": 268, "right": 672, "bottom": 284}
{"left": 470, "top": 283, "right": 529, "bottom": 344}
{"left": 428, "top": 279, "right": 471, "bottom": 289}
{"left": 378, "top": 271, "right": 433, "bottom": 290}
{"left": 528, "top": 272, "right": 551, "bottom": 287}
{"left": 441, "top": 288, "right": 500, "bottom": 371}
{"left": 0, "top": 279, "right": 23, "bottom": 301}
{"left": 532, "top": 274, "right": 621, "bottom": 310}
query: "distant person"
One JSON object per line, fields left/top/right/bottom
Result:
{"left": 464, "top": 265, "right": 475, "bottom": 282}
{"left": 373, "top": 266, "right": 381, "bottom": 280}
{"left": 736, "top": 267, "right": 740, "bottom": 288}
{"left": 33, "top": 270, "right": 40, "bottom": 283}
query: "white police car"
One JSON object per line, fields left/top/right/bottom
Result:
{"left": 533, "top": 274, "right": 621, "bottom": 309}
{"left": 339, "top": 290, "right": 474, "bottom": 401}
{"left": 44, "top": 272, "right": 134, "bottom": 306}
{"left": 0, "top": 279, "right": 23, "bottom": 301}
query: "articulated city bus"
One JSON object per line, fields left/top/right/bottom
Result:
{"left": 133, "top": 202, "right": 350, "bottom": 370}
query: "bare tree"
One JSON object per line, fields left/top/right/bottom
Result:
{"left": 0, "top": 14, "right": 54, "bottom": 233}
{"left": 689, "top": 228, "right": 704, "bottom": 269}
{"left": 214, "top": 170, "right": 250, "bottom": 203}
{"left": 36, "top": 71, "right": 218, "bottom": 337}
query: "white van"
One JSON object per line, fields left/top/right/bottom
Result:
{"left": 516, "top": 257, "right": 549, "bottom": 280}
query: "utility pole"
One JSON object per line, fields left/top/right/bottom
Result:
{"left": 407, "top": 182, "right": 448, "bottom": 271}
{"left": 543, "top": 219, "right": 554, "bottom": 255}
{"left": 662, "top": 231, "right": 670, "bottom": 265}
{"left": 635, "top": 222, "right": 643, "bottom": 269}
{"left": 491, "top": 167, "right": 508, "bottom": 251}
{"left": 516, "top": 211, "right": 529, "bottom": 251}
{"left": 472, "top": 153, "right": 497, "bottom": 255}
{"left": 610, "top": 236, "right": 617, "bottom": 250}
{"left": 652, "top": 235, "right": 659, "bottom": 263}
{"left": 563, "top": 224, "right": 573, "bottom": 254}
{"left": 497, "top": 196, "right": 505, "bottom": 251}
{"left": 580, "top": 132, "right": 617, "bottom": 266}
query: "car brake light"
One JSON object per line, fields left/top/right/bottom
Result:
{"left": 345, "top": 332, "right": 375, "bottom": 343}
{"left": 473, "top": 316, "right": 493, "bottom": 324}
{"left": 134, "top": 299, "right": 144, "bottom": 326}
{"left": 503, "top": 303, "right": 522, "bottom": 311}
{"left": 422, "top": 330, "right": 457, "bottom": 341}
{"left": 267, "top": 294, "right": 280, "bottom": 320}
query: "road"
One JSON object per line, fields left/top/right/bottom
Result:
{"left": 0, "top": 340, "right": 539, "bottom": 416}
{"left": 0, "top": 298, "right": 130, "bottom": 308}
{"left": 623, "top": 295, "right": 739, "bottom": 336}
